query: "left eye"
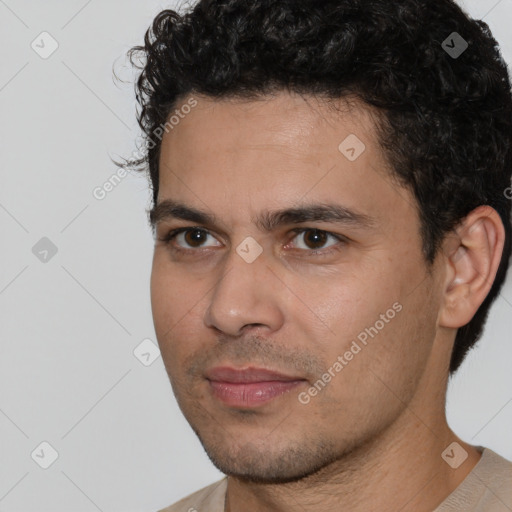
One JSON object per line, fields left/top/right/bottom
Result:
{"left": 288, "top": 229, "right": 342, "bottom": 251}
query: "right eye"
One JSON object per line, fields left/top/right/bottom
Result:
{"left": 159, "top": 227, "right": 223, "bottom": 253}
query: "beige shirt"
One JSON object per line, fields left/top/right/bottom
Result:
{"left": 158, "top": 447, "right": 512, "bottom": 512}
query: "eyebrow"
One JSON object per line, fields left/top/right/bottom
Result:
{"left": 149, "top": 199, "right": 377, "bottom": 232}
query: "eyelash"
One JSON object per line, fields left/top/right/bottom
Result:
{"left": 158, "top": 226, "right": 347, "bottom": 257}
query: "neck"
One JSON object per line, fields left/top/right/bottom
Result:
{"left": 224, "top": 400, "right": 481, "bottom": 512}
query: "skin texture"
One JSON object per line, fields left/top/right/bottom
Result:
{"left": 150, "top": 92, "right": 504, "bottom": 511}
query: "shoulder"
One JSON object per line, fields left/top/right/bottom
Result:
{"left": 472, "top": 448, "right": 512, "bottom": 508}
{"left": 435, "top": 447, "right": 512, "bottom": 511}
{"left": 157, "top": 477, "right": 228, "bottom": 512}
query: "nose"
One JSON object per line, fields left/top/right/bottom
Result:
{"left": 204, "top": 244, "right": 285, "bottom": 337}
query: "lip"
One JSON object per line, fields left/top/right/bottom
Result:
{"left": 205, "top": 366, "right": 303, "bottom": 383}
{"left": 205, "top": 366, "right": 306, "bottom": 408}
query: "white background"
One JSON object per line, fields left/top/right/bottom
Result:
{"left": 0, "top": 0, "right": 511, "bottom": 510}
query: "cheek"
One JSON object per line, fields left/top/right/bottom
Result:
{"left": 291, "top": 274, "right": 383, "bottom": 351}
{"left": 150, "top": 256, "right": 209, "bottom": 368}
{"left": 329, "top": 282, "right": 437, "bottom": 413}
{"left": 302, "top": 310, "right": 429, "bottom": 441}
{"left": 150, "top": 254, "right": 198, "bottom": 329}
{"left": 150, "top": 260, "right": 171, "bottom": 336}
{"left": 294, "top": 267, "right": 425, "bottom": 382}
{"left": 151, "top": 259, "right": 186, "bottom": 356}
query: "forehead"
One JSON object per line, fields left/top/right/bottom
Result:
{"left": 156, "top": 91, "right": 417, "bottom": 237}
{"left": 158, "top": 92, "right": 386, "bottom": 191}
{"left": 161, "top": 92, "right": 380, "bottom": 161}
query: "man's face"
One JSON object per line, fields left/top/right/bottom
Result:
{"left": 151, "top": 92, "right": 445, "bottom": 482}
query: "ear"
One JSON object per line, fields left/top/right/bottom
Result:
{"left": 439, "top": 205, "right": 506, "bottom": 328}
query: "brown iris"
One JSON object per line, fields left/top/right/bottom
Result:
{"left": 301, "top": 229, "right": 328, "bottom": 250}
{"left": 184, "top": 228, "right": 207, "bottom": 247}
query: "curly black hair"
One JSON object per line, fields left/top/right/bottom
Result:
{"left": 122, "top": 0, "right": 512, "bottom": 374}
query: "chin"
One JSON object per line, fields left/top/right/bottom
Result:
{"left": 199, "top": 434, "right": 342, "bottom": 484}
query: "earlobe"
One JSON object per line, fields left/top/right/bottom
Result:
{"left": 439, "top": 206, "right": 505, "bottom": 329}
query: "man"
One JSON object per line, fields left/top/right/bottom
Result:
{"left": 124, "top": 0, "right": 512, "bottom": 510}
